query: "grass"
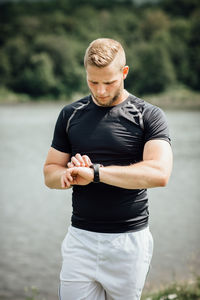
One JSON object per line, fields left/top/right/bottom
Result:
{"left": 142, "top": 277, "right": 200, "bottom": 300}
{"left": 24, "top": 287, "right": 44, "bottom": 300}
{"left": 25, "top": 277, "right": 200, "bottom": 300}
{"left": 22, "top": 278, "right": 200, "bottom": 300}
{"left": 0, "top": 278, "right": 199, "bottom": 299}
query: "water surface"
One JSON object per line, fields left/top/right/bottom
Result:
{"left": 0, "top": 103, "right": 199, "bottom": 299}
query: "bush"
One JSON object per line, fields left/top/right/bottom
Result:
{"left": 4, "top": 36, "right": 30, "bottom": 79}
{"left": 14, "top": 52, "right": 57, "bottom": 96}
{"left": 126, "top": 42, "right": 176, "bottom": 95}
{"left": 187, "top": 10, "right": 200, "bottom": 90}
{"left": 0, "top": 0, "right": 199, "bottom": 99}
{"left": 168, "top": 19, "right": 191, "bottom": 84}
{"left": 0, "top": 50, "right": 11, "bottom": 86}
{"left": 33, "top": 35, "right": 86, "bottom": 96}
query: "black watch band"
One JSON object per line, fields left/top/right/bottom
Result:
{"left": 90, "top": 164, "right": 102, "bottom": 183}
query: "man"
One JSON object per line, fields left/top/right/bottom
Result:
{"left": 43, "top": 38, "right": 173, "bottom": 300}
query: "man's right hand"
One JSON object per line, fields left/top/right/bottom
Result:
{"left": 61, "top": 165, "right": 94, "bottom": 188}
{"left": 67, "top": 153, "right": 92, "bottom": 168}
{"left": 61, "top": 153, "right": 94, "bottom": 188}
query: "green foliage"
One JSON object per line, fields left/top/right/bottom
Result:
{"left": 33, "top": 34, "right": 87, "bottom": 96}
{"left": 14, "top": 52, "right": 57, "bottom": 96}
{"left": 24, "top": 286, "right": 45, "bottom": 300}
{"left": 22, "top": 277, "right": 200, "bottom": 300}
{"left": 126, "top": 42, "right": 175, "bottom": 95}
{"left": 187, "top": 10, "right": 200, "bottom": 90}
{"left": 168, "top": 18, "right": 191, "bottom": 84}
{"left": 139, "top": 9, "right": 170, "bottom": 41}
{"left": 0, "top": 49, "right": 11, "bottom": 86}
{"left": 4, "top": 36, "right": 30, "bottom": 77}
{"left": 142, "top": 277, "right": 200, "bottom": 300}
{"left": 0, "top": 0, "right": 199, "bottom": 100}
{"left": 161, "top": 0, "right": 200, "bottom": 17}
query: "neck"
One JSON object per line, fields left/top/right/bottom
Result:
{"left": 115, "top": 89, "right": 129, "bottom": 105}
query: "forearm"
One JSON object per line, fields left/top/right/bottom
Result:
{"left": 99, "top": 160, "right": 170, "bottom": 189}
{"left": 64, "top": 141, "right": 172, "bottom": 189}
{"left": 43, "top": 164, "right": 69, "bottom": 189}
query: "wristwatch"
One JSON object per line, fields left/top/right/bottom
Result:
{"left": 90, "top": 164, "right": 102, "bottom": 183}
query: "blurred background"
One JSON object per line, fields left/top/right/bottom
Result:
{"left": 0, "top": 0, "right": 200, "bottom": 299}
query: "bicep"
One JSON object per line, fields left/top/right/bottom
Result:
{"left": 44, "top": 147, "right": 71, "bottom": 168}
{"left": 143, "top": 139, "right": 173, "bottom": 175}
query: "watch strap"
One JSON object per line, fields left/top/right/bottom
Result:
{"left": 90, "top": 163, "right": 102, "bottom": 183}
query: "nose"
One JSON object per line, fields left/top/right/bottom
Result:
{"left": 97, "top": 84, "right": 106, "bottom": 96}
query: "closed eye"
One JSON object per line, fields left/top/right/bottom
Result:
{"left": 89, "top": 80, "right": 116, "bottom": 85}
{"left": 104, "top": 81, "right": 116, "bottom": 85}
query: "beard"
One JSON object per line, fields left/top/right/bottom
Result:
{"left": 90, "top": 88, "right": 121, "bottom": 107}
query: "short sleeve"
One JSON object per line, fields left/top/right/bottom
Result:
{"left": 144, "top": 106, "right": 171, "bottom": 144}
{"left": 51, "top": 108, "right": 71, "bottom": 153}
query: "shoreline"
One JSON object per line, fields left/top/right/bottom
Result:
{"left": 1, "top": 98, "right": 200, "bottom": 111}
{"left": 0, "top": 87, "right": 200, "bottom": 111}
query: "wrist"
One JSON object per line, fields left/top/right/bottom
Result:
{"left": 90, "top": 164, "right": 103, "bottom": 183}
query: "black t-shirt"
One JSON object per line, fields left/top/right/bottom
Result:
{"left": 51, "top": 94, "right": 171, "bottom": 233}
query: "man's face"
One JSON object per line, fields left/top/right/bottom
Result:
{"left": 86, "top": 60, "right": 128, "bottom": 107}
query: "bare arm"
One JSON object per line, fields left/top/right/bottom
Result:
{"left": 65, "top": 139, "right": 173, "bottom": 189}
{"left": 99, "top": 140, "right": 173, "bottom": 189}
{"left": 43, "top": 147, "right": 71, "bottom": 189}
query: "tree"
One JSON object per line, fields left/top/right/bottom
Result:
{"left": 126, "top": 42, "right": 176, "bottom": 94}
{"left": 14, "top": 52, "right": 57, "bottom": 96}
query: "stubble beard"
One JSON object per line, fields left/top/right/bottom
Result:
{"left": 91, "top": 88, "right": 122, "bottom": 107}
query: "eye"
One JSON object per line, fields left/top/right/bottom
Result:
{"left": 105, "top": 81, "right": 115, "bottom": 85}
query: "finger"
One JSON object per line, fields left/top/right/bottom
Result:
{"left": 66, "top": 171, "right": 74, "bottom": 183}
{"left": 82, "top": 155, "right": 92, "bottom": 167}
{"left": 68, "top": 169, "right": 78, "bottom": 185}
{"left": 75, "top": 153, "right": 85, "bottom": 166}
{"left": 67, "top": 162, "right": 74, "bottom": 168}
{"left": 62, "top": 169, "right": 75, "bottom": 187}
{"left": 61, "top": 171, "right": 70, "bottom": 188}
{"left": 63, "top": 177, "right": 71, "bottom": 188}
{"left": 71, "top": 156, "right": 81, "bottom": 167}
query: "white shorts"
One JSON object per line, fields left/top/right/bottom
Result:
{"left": 59, "top": 225, "right": 153, "bottom": 300}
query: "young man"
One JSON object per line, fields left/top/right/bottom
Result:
{"left": 43, "top": 38, "right": 173, "bottom": 300}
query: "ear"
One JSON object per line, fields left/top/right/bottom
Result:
{"left": 122, "top": 66, "right": 129, "bottom": 79}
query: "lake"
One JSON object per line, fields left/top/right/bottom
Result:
{"left": 0, "top": 103, "right": 200, "bottom": 299}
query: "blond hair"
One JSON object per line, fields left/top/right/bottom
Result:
{"left": 84, "top": 38, "right": 126, "bottom": 69}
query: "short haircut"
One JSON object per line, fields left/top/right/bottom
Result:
{"left": 84, "top": 38, "right": 126, "bottom": 69}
